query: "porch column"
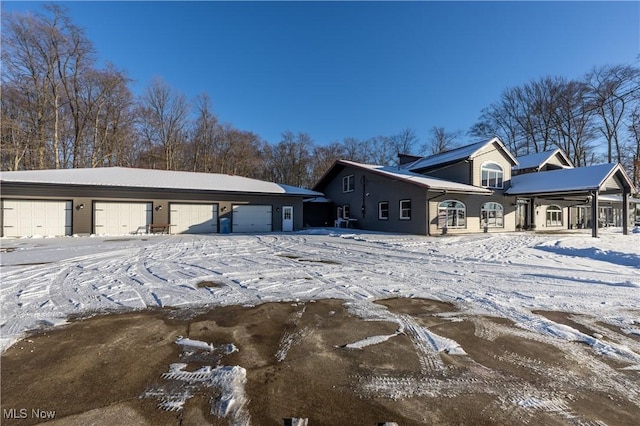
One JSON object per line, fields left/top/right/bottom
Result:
{"left": 591, "top": 190, "right": 599, "bottom": 238}
{"left": 530, "top": 197, "right": 536, "bottom": 230}
{"left": 622, "top": 191, "right": 629, "bottom": 235}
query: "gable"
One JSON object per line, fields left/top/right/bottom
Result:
{"left": 404, "top": 137, "right": 518, "bottom": 174}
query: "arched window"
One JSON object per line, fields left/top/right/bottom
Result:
{"left": 481, "top": 162, "right": 504, "bottom": 189}
{"left": 546, "top": 205, "right": 563, "bottom": 226}
{"left": 438, "top": 200, "right": 466, "bottom": 228}
{"left": 481, "top": 202, "right": 504, "bottom": 228}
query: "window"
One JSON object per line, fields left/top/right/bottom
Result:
{"left": 342, "top": 175, "right": 355, "bottom": 192}
{"left": 438, "top": 200, "right": 466, "bottom": 228}
{"left": 399, "top": 200, "right": 411, "bottom": 220}
{"left": 481, "top": 162, "right": 504, "bottom": 189}
{"left": 481, "top": 202, "right": 504, "bottom": 228}
{"left": 378, "top": 202, "right": 389, "bottom": 220}
{"left": 342, "top": 204, "right": 350, "bottom": 219}
{"left": 546, "top": 205, "right": 562, "bottom": 226}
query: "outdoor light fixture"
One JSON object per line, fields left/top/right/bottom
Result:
{"left": 76, "top": 203, "right": 84, "bottom": 210}
{"left": 221, "top": 206, "right": 227, "bottom": 212}
{"left": 155, "top": 205, "right": 162, "bottom": 211}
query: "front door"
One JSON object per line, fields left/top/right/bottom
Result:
{"left": 282, "top": 206, "right": 294, "bottom": 232}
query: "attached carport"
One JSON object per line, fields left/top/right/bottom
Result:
{"left": 506, "top": 163, "right": 635, "bottom": 237}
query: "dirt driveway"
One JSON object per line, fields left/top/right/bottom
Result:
{"left": 2, "top": 298, "right": 639, "bottom": 425}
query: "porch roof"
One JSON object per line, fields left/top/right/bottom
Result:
{"left": 505, "top": 163, "right": 634, "bottom": 196}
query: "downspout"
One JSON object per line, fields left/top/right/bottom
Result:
{"left": 591, "top": 190, "right": 599, "bottom": 238}
{"left": 427, "top": 190, "right": 447, "bottom": 236}
{"left": 361, "top": 175, "right": 367, "bottom": 219}
{"left": 622, "top": 190, "right": 629, "bottom": 235}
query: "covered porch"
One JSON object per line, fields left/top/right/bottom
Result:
{"left": 506, "top": 163, "right": 636, "bottom": 237}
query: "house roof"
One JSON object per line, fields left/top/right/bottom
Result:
{"left": 513, "top": 148, "right": 574, "bottom": 171}
{"left": 505, "top": 163, "right": 634, "bottom": 196}
{"left": 401, "top": 137, "right": 519, "bottom": 172}
{"left": 314, "top": 160, "right": 493, "bottom": 195}
{"left": 0, "top": 167, "right": 323, "bottom": 197}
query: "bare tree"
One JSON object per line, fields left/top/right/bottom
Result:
{"left": 2, "top": 7, "right": 56, "bottom": 168}
{"left": 189, "top": 93, "right": 219, "bottom": 172}
{"left": 309, "top": 141, "right": 346, "bottom": 185}
{"left": 425, "top": 126, "right": 460, "bottom": 154}
{"left": 86, "top": 65, "right": 135, "bottom": 167}
{"left": 628, "top": 104, "right": 640, "bottom": 191}
{"left": 552, "top": 80, "right": 597, "bottom": 166}
{"left": 263, "top": 131, "right": 313, "bottom": 187}
{"left": 586, "top": 64, "right": 640, "bottom": 164}
{"left": 388, "top": 128, "right": 419, "bottom": 160}
{"left": 137, "top": 78, "right": 190, "bottom": 170}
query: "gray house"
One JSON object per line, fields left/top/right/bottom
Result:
{"left": 314, "top": 138, "right": 516, "bottom": 235}
{"left": 0, "top": 167, "right": 321, "bottom": 237}
{"left": 314, "top": 138, "right": 636, "bottom": 236}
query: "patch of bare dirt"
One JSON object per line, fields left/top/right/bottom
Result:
{"left": 2, "top": 299, "right": 639, "bottom": 425}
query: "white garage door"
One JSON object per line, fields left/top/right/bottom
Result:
{"left": 170, "top": 203, "right": 218, "bottom": 234}
{"left": 232, "top": 205, "right": 272, "bottom": 233}
{"left": 1, "top": 199, "right": 72, "bottom": 237}
{"left": 94, "top": 202, "right": 152, "bottom": 235}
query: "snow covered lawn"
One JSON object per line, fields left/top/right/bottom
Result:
{"left": 2, "top": 228, "right": 640, "bottom": 424}
{"left": 1, "top": 229, "right": 639, "bottom": 356}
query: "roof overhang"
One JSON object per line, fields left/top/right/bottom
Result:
{"left": 315, "top": 159, "right": 493, "bottom": 195}
{"left": 505, "top": 163, "right": 634, "bottom": 197}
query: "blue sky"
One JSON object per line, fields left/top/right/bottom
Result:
{"left": 3, "top": 1, "right": 639, "bottom": 146}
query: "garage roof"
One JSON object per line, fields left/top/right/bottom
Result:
{"left": 0, "top": 167, "right": 322, "bottom": 197}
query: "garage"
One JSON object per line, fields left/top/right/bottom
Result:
{"left": 170, "top": 203, "right": 218, "bottom": 234}
{"left": 94, "top": 202, "right": 152, "bottom": 235}
{"left": 1, "top": 199, "right": 72, "bottom": 237}
{"left": 232, "top": 205, "right": 272, "bottom": 233}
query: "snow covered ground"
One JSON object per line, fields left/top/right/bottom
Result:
{"left": 1, "top": 228, "right": 639, "bottom": 367}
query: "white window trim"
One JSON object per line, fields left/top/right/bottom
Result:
{"left": 480, "top": 162, "right": 504, "bottom": 189}
{"left": 399, "top": 199, "right": 411, "bottom": 220}
{"left": 342, "top": 175, "right": 355, "bottom": 193}
{"left": 438, "top": 200, "right": 466, "bottom": 229}
{"left": 378, "top": 201, "right": 389, "bottom": 220}
{"left": 481, "top": 202, "right": 504, "bottom": 228}
{"left": 546, "top": 205, "right": 563, "bottom": 227}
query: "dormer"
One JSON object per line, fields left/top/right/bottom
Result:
{"left": 513, "top": 148, "right": 574, "bottom": 176}
{"left": 401, "top": 137, "right": 518, "bottom": 188}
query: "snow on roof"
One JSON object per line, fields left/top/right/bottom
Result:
{"left": 514, "top": 148, "right": 573, "bottom": 171}
{"left": 506, "top": 163, "right": 627, "bottom": 195}
{"left": 339, "top": 160, "right": 493, "bottom": 194}
{"left": 402, "top": 137, "right": 518, "bottom": 172}
{"left": 0, "top": 167, "right": 323, "bottom": 197}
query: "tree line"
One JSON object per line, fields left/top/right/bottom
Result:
{"left": 2, "top": 4, "right": 639, "bottom": 190}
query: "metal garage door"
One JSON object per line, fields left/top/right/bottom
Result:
{"left": 94, "top": 202, "right": 152, "bottom": 235}
{"left": 170, "top": 203, "right": 218, "bottom": 234}
{"left": 1, "top": 199, "right": 72, "bottom": 237}
{"left": 232, "top": 205, "right": 272, "bottom": 233}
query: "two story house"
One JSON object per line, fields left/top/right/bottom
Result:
{"left": 313, "top": 137, "right": 636, "bottom": 237}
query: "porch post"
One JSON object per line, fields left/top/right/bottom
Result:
{"left": 426, "top": 191, "right": 431, "bottom": 236}
{"left": 622, "top": 191, "right": 629, "bottom": 235}
{"left": 591, "top": 190, "right": 599, "bottom": 238}
{"left": 530, "top": 197, "right": 536, "bottom": 230}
